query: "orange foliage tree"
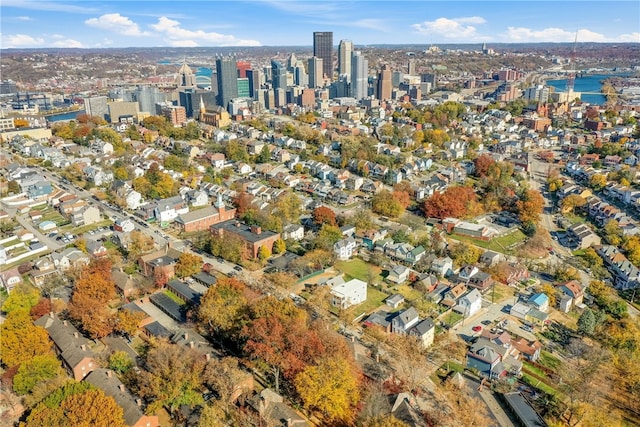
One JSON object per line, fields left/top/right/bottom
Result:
{"left": 68, "top": 259, "right": 116, "bottom": 339}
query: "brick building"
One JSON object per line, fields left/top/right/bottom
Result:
{"left": 211, "top": 220, "right": 280, "bottom": 259}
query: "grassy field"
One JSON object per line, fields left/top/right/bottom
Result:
{"left": 164, "top": 290, "right": 186, "bottom": 306}
{"left": 346, "top": 286, "right": 388, "bottom": 318}
{"left": 442, "top": 311, "right": 464, "bottom": 328}
{"left": 63, "top": 219, "right": 113, "bottom": 235}
{"left": 335, "top": 259, "right": 384, "bottom": 284}
{"left": 39, "top": 208, "right": 67, "bottom": 226}
{"left": 486, "top": 283, "right": 516, "bottom": 304}
{"left": 521, "top": 372, "right": 558, "bottom": 396}
{"left": 395, "top": 284, "right": 423, "bottom": 302}
{"left": 449, "top": 229, "right": 527, "bottom": 254}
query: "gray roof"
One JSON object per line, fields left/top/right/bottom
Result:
{"left": 85, "top": 369, "right": 146, "bottom": 427}
{"left": 502, "top": 392, "right": 547, "bottom": 427}
{"left": 211, "top": 220, "right": 279, "bottom": 243}
{"left": 34, "top": 314, "right": 95, "bottom": 369}
{"left": 167, "top": 279, "right": 202, "bottom": 305}
{"left": 192, "top": 272, "right": 217, "bottom": 286}
{"left": 149, "top": 293, "right": 186, "bottom": 322}
{"left": 144, "top": 321, "right": 173, "bottom": 339}
{"left": 411, "top": 318, "right": 435, "bottom": 336}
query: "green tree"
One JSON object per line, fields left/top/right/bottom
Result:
{"left": 589, "top": 174, "right": 607, "bottom": 191}
{"left": 257, "top": 245, "right": 271, "bottom": 262}
{"left": 314, "top": 224, "right": 343, "bottom": 250}
{"left": 578, "top": 308, "right": 596, "bottom": 336}
{"left": 256, "top": 144, "right": 271, "bottom": 163}
{"left": 108, "top": 351, "right": 134, "bottom": 375}
{"left": 13, "top": 354, "right": 63, "bottom": 395}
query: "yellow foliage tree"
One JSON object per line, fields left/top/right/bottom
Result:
{"left": 294, "top": 357, "right": 360, "bottom": 423}
{"left": 0, "top": 310, "right": 52, "bottom": 368}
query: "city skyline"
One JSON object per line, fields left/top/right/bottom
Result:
{"left": 1, "top": 1, "right": 639, "bottom": 49}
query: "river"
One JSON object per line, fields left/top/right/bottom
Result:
{"left": 546, "top": 73, "right": 624, "bottom": 105}
{"left": 46, "top": 110, "right": 86, "bottom": 122}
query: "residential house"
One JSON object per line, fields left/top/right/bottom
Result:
{"left": 138, "top": 247, "right": 181, "bottom": 278}
{"left": 385, "top": 294, "right": 405, "bottom": 309}
{"left": 211, "top": 220, "right": 280, "bottom": 259}
{"left": 52, "top": 248, "right": 90, "bottom": 271}
{"left": 0, "top": 268, "right": 22, "bottom": 292}
{"left": 330, "top": 278, "right": 367, "bottom": 309}
{"left": 455, "top": 265, "right": 494, "bottom": 292}
{"left": 282, "top": 224, "right": 304, "bottom": 241}
{"left": 30, "top": 257, "right": 59, "bottom": 287}
{"left": 409, "top": 318, "right": 436, "bottom": 348}
{"left": 431, "top": 256, "right": 453, "bottom": 277}
{"left": 441, "top": 283, "right": 467, "bottom": 308}
{"left": 71, "top": 205, "right": 101, "bottom": 227}
{"left": 153, "top": 196, "right": 189, "bottom": 224}
{"left": 559, "top": 280, "right": 584, "bottom": 308}
{"left": 125, "top": 190, "right": 142, "bottom": 210}
{"left": 454, "top": 289, "right": 482, "bottom": 317}
{"left": 333, "top": 237, "right": 357, "bottom": 261}
{"left": 567, "top": 223, "right": 600, "bottom": 249}
{"left": 85, "top": 369, "right": 160, "bottom": 427}
{"left": 391, "top": 307, "right": 420, "bottom": 335}
{"left": 248, "top": 389, "right": 309, "bottom": 427}
{"left": 34, "top": 314, "right": 97, "bottom": 380}
{"left": 511, "top": 337, "right": 542, "bottom": 362}
{"left": 480, "top": 251, "right": 503, "bottom": 267}
{"left": 387, "top": 265, "right": 411, "bottom": 284}
{"left": 113, "top": 218, "right": 135, "bottom": 233}
{"left": 528, "top": 293, "right": 550, "bottom": 312}
{"left": 83, "top": 166, "right": 114, "bottom": 186}
{"left": 210, "top": 153, "right": 226, "bottom": 169}
{"left": 86, "top": 238, "right": 108, "bottom": 258}
{"left": 510, "top": 302, "right": 532, "bottom": 321}
{"left": 466, "top": 329, "right": 522, "bottom": 379}
{"left": 358, "top": 228, "right": 388, "bottom": 250}
{"left": 112, "top": 268, "right": 138, "bottom": 298}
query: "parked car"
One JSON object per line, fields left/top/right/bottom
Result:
{"left": 472, "top": 325, "right": 482, "bottom": 332}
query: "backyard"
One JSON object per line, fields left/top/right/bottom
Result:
{"left": 449, "top": 229, "right": 527, "bottom": 255}
{"left": 335, "top": 258, "right": 384, "bottom": 285}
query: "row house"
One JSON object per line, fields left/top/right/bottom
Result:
{"left": 466, "top": 329, "right": 523, "bottom": 379}
{"left": 389, "top": 307, "right": 436, "bottom": 348}
{"left": 83, "top": 166, "right": 114, "bottom": 187}
{"left": 595, "top": 245, "right": 640, "bottom": 289}
{"left": 384, "top": 242, "right": 426, "bottom": 265}
{"left": 152, "top": 196, "right": 189, "bottom": 224}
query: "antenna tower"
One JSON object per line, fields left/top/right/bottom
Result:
{"left": 566, "top": 31, "right": 578, "bottom": 96}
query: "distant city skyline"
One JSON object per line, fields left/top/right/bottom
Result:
{"left": 1, "top": 1, "right": 639, "bottom": 49}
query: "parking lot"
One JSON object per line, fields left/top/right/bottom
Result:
{"left": 453, "top": 300, "right": 538, "bottom": 342}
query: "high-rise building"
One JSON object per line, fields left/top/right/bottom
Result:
{"left": 246, "top": 69, "right": 262, "bottom": 99}
{"left": 216, "top": 56, "right": 238, "bottom": 110}
{"left": 178, "top": 59, "right": 196, "bottom": 87}
{"left": 134, "top": 86, "right": 164, "bottom": 114}
{"left": 271, "top": 60, "right": 287, "bottom": 91}
{"left": 407, "top": 58, "right": 416, "bottom": 76}
{"left": 236, "top": 61, "right": 251, "bottom": 79}
{"left": 287, "top": 53, "right": 297, "bottom": 71}
{"left": 377, "top": 64, "right": 392, "bottom": 101}
{"left": 350, "top": 51, "right": 368, "bottom": 100}
{"left": 338, "top": 40, "right": 353, "bottom": 80}
{"left": 294, "top": 61, "right": 308, "bottom": 87}
{"left": 308, "top": 57, "right": 324, "bottom": 88}
{"left": 313, "top": 31, "right": 333, "bottom": 80}
{"left": 83, "top": 96, "right": 109, "bottom": 120}
{"left": 0, "top": 80, "right": 18, "bottom": 95}
{"left": 237, "top": 78, "right": 250, "bottom": 98}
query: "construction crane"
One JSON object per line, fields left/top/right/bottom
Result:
{"left": 566, "top": 31, "right": 579, "bottom": 97}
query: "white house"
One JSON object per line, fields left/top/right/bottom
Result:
{"left": 210, "top": 153, "right": 226, "bottom": 169}
{"left": 333, "top": 237, "right": 357, "bottom": 261}
{"left": 282, "top": 224, "right": 304, "bottom": 241}
{"left": 431, "top": 256, "right": 453, "bottom": 277}
{"left": 454, "top": 289, "right": 482, "bottom": 317}
{"left": 330, "top": 278, "right": 367, "bottom": 309}
{"left": 125, "top": 190, "right": 142, "bottom": 210}
{"left": 0, "top": 268, "right": 22, "bottom": 292}
{"left": 387, "top": 265, "right": 411, "bottom": 284}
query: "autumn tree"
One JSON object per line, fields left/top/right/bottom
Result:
{"left": 578, "top": 309, "right": 596, "bottom": 336}
{"left": 561, "top": 194, "right": 587, "bottom": 215}
{"left": 272, "top": 192, "right": 303, "bottom": 224}
{"left": 348, "top": 209, "right": 375, "bottom": 231}
{"left": 232, "top": 191, "right": 254, "bottom": 216}
{"left": 449, "top": 242, "right": 483, "bottom": 268}
{"left": 421, "top": 186, "right": 478, "bottom": 219}
{"left": 243, "top": 297, "right": 327, "bottom": 392}
{"left": 273, "top": 238, "right": 286, "bottom": 254}
{"left": 589, "top": 173, "right": 607, "bottom": 191}
{"left": 541, "top": 283, "right": 558, "bottom": 308}
{"left": 313, "top": 224, "right": 343, "bottom": 250}
{"left": 108, "top": 351, "right": 134, "bottom": 375}
{"left": 517, "top": 189, "right": 544, "bottom": 224}
{"left": 68, "top": 258, "right": 117, "bottom": 339}
{"left": 25, "top": 386, "right": 126, "bottom": 427}
{"left": 202, "top": 357, "right": 249, "bottom": 404}
{"left": 2, "top": 283, "right": 40, "bottom": 314}
{"left": 473, "top": 154, "right": 495, "bottom": 178}
{"left": 622, "top": 235, "right": 640, "bottom": 267}
{"left": 113, "top": 309, "right": 146, "bottom": 339}
{"left": 257, "top": 245, "right": 271, "bottom": 263}
{"left": 603, "top": 220, "right": 623, "bottom": 246}
{"left": 312, "top": 206, "right": 337, "bottom": 226}
{"left": 127, "top": 230, "right": 155, "bottom": 258}
{"left": 392, "top": 189, "right": 412, "bottom": 209}
{"left": 0, "top": 309, "right": 52, "bottom": 368}
{"left": 199, "top": 277, "right": 249, "bottom": 341}
{"left": 371, "top": 189, "right": 404, "bottom": 218}
{"left": 294, "top": 357, "right": 360, "bottom": 423}
{"left": 134, "top": 340, "right": 206, "bottom": 415}
{"left": 13, "top": 354, "right": 63, "bottom": 395}
{"left": 175, "top": 252, "right": 203, "bottom": 278}
{"left": 29, "top": 298, "right": 52, "bottom": 320}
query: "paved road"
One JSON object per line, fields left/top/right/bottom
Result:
{"left": 15, "top": 214, "right": 63, "bottom": 251}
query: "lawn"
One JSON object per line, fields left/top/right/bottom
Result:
{"left": 442, "top": 310, "right": 464, "bottom": 328}
{"left": 538, "top": 351, "right": 562, "bottom": 371}
{"left": 486, "top": 283, "right": 516, "bottom": 304}
{"left": 163, "top": 290, "right": 185, "bottom": 306}
{"left": 347, "top": 286, "right": 388, "bottom": 318}
{"left": 521, "top": 372, "right": 558, "bottom": 396}
{"left": 449, "top": 229, "right": 527, "bottom": 254}
{"left": 40, "top": 209, "right": 67, "bottom": 226}
{"left": 335, "top": 259, "right": 383, "bottom": 284}
{"left": 394, "top": 284, "right": 423, "bottom": 302}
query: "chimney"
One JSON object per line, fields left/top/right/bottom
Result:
{"left": 189, "top": 341, "right": 195, "bottom": 349}
{"left": 205, "top": 353, "right": 211, "bottom": 361}
{"left": 118, "top": 384, "right": 125, "bottom": 392}
{"left": 107, "top": 370, "right": 112, "bottom": 378}
{"left": 251, "top": 225, "right": 262, "bottom": 235}
{"left": 74, "top": 332, "right": 79, "bottom": 338}
{"left": 80, "top": 344, "right": 86, "bottom": 351}
{"left": 184, "top": 333, "right": 188, "bottom": 340}
{"left": 63, "top": 320, "right": 68, "bottom": 326}
{"left": 351, "top": 336, "right": 355, "bottom": 342}
{"left": 136, "top": 399, "right": 142, "bottom": 407}
{"left": 49, "top": 312, "right": 54, "bottom": 318}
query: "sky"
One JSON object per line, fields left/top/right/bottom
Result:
{"left": 1, "top": 0, "right": 639, "bottom": 49}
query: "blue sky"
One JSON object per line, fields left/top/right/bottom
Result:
{"left": 1, "top": 1, "right": 639, "bottom": 49}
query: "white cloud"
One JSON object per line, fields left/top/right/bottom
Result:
{"left": 412, "top": 16, "right": 488, "bottom": 40}
{"left": 3, "top": 0, "right": 97, "bottom": 13}
{"left": 16, "top": 16, "right": 32, "bottom": 21}
{"left": 1, "top": 33, "right": 44, "bottom": 48}
{"left": 85, "top": 13, "right": 150, "bottom": 36}
{"left": 150, "top": 16, "right": 260, "bottom": 46}
{"left": 52, "top": 39, "right": 83, "bottom": 48}
{"left": 502, "top": 27, "right": 640, "bottom": 43}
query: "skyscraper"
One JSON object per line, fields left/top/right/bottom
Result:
{"left": 338, "top": 40, "right": 353, "bottom": 81}
{"left": 246, "top": 69, "right": 262, "bottom": 99}
{"left": 377, "top": 64, "right": 392, "bottom": 101}
{"left": 84, "top": 96, "right": 109, "bottom": 120}
{"left": 178, "top": 59, "right": 196, "bottom": 87}
{"left": 313, "top": 31, "right": 333, "bottom": 80}
{"left": 271, "top": 60, "right": 287, "bottom": 91}
{"left": 407, "top": 58, "right": 416, "bottom": 76}
{"left": 216, "top": 56, "right": 238, "bottom": 110}
{"left": 308, "top": 57, "right": 324, "bottom": 88}
{"left": 236, "top": 61, "right": 251, "bottom": 78}
{"left": 350, "top": 51, "right": 368, "bottom": 100}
